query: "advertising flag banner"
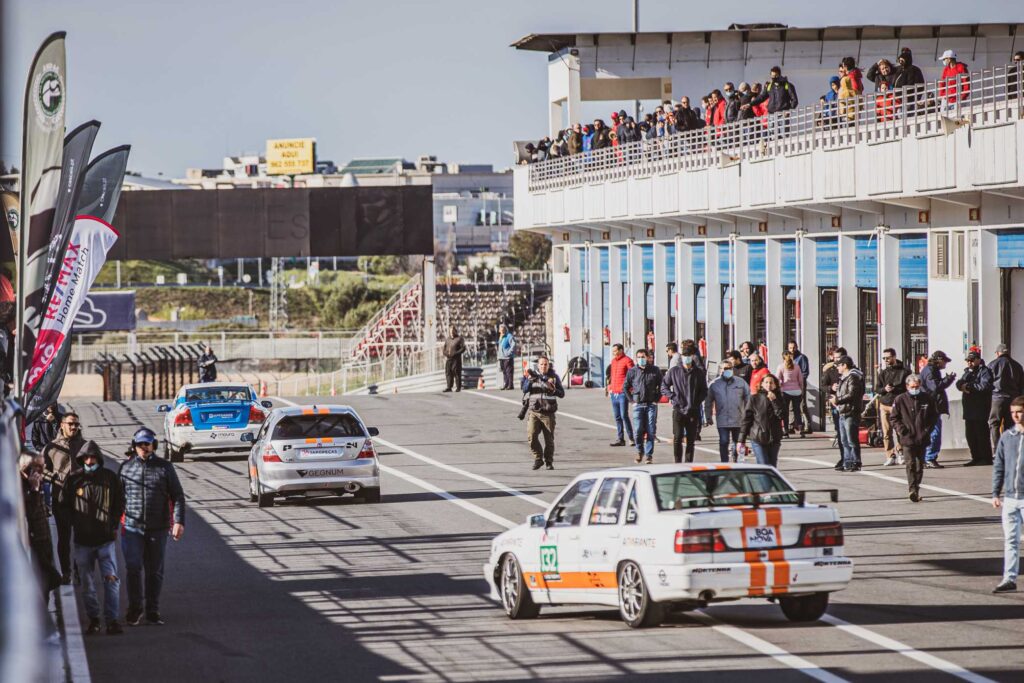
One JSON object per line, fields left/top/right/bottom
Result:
{"left": 75, "top": 145, "right": 130, "bottom": 222}
{"left": 23, "top": 215, "right": 118, "bottom": 421}
{"left": 1, "top": 192, "right": 18, "bottom": 257}
{"left": 17, "top": 31, "right": 67, "bottom": 395}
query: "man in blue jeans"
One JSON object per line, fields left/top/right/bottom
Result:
{"left": 605, "top": 344, "right": 635, "bottom": 447}
{"left": 992, "top": 396, "right": 1024, "bottom": 593}
{"left": 921, "top": 350, "right": 956, "bottom": 468}
{"left": 118, "top": 428, "right": 185, "bottom": 626}
{"left": 61, "top": 441, "right": 124, "bottom": 635}
{"left": 831, "top": 357, "right": 865, "bottom": 472}
{"left": 624, "top": 349, "right": 662, "bottom": 464}
{"left": 705, "top": 358, "right": 750, "bottom": 462}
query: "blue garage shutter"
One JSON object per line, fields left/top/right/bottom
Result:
{"left": 748, "top": 241, "right": 766, "bottom": 286}
{"left": 855, "top": 237, "right": 878, "bottom": 288}
{"left": 641, "top": 244, "right": 654, "bottom": 284}
{"left": 692, "top": 244, "right": 706, "bottom": 285}
{"left": 666, "top": 243, "right": 677, "bottom": 284}
{"left": 598, "top": 247, "right": 609, "bottom": 283}
{"left": 898, "top": 237, "right": 927, "bottom": 289}
{"left": 997, "top": 229, "right": 1024, "bottom": 268}
{"left": 780, "top": 240, "right": 797, "bottom": 287}
{"left": 815, "top": 238, "right": 838, "bottom": 288}
{"left": 718, "top": 242, "right": 732, "bottom": 282}
{"left": 619, "top": 246, "right": 629, "bottom": 283}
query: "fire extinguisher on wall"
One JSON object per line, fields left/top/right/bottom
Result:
{"left": 603, "top": 326, "right": 611, "bottom": 346}
{"left": 562, "top": 323, "right": 570, "bottom": 343}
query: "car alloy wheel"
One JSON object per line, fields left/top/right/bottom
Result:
{"left": 617, "top": 561, "right": 664, "bottom": 628}
{"left": 500, "top": 554, "right": 539, "bottom": 619}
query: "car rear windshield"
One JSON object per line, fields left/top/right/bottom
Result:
{"left": 272, "top": 414, "right": 365, "bottom": 440}
{"left": 186, "top": 387, "right": 250, "bottom": 402}
{"left": 652, "top": 470, "right": 800, "bottom": 510}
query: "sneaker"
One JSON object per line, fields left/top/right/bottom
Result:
{"left": 993, "top": 580, "right": 1017, "bottom": 593}
{"left": 883, "top": 456, "right": 896, "bottom": 466}
{"left": 531, "top": 460, "right": 543, "bottom": 470}
{"left": 833, "top": 463, "right": 845, "bottom": 471}
{"left": 146, "top": 613, "right": 164, "bottom": 626}
{"left": 629, "top": 441, "right": 636, "bottom": 448}
{"left": 125, "top": 609, "right": 144, "bottom": 626}
{"left": 545, "top": 463, "right": 554, "bottom": 470}
{"left": 442, "top": 388, "right": 452, "bottom": 393}
{"left": 644, "top": 456, "right": 653, "bottom": 464}
{"left": 843, "top": 465, "right": 861, "bottom": 472}
{"left": 925, "top": 461, "right": 943, "bottom": 469}
{"left": 896, "top": 454, "right": 905, "bottom": 465}
{"left": 610, "top": 440, "right": 626, "bottom": 447}
{"left": 86, "top": 618, "right": 102, "bottom": 635}
{"left": 106, "top": 621, "right": 123, "bottom": 635}
{"left": 634, "top": 454, "right": 643, "bottom": 463}
{"left": 909, "top": 490, "right": 921, "bottom": 503}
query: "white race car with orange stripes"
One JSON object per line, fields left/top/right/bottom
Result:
{"left": 484, "top": 463, "right": 853, "bottom": 628}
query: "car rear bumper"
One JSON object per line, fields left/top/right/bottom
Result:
{"left": 169, "top": 425, "right": 258, "bottom": 452}
{"left": 646, "top": 556, "right": 854, "bottom": 602}
{"left": 259, "top": 459, "right": 380, "bottom": 494}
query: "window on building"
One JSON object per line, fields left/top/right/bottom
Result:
{"left": 722, "top": 285, "right": 735, "bottom": 352}
{"left": 695, "top": 285, "right": 706, "bottom": 350}
{"left": 819, "top": 288, "right": 839, "bottom": 356}
{"left": 750, "top": 285, "right": 767, "bottom": 347}
{"left": 903, "top": 290, "right": 928, "bottom": 372}
{"left": 859, "top": 289, "right": 879, "bottom": 392}
{"left": 783, "top": 287, "right": 799, "bottom": 351}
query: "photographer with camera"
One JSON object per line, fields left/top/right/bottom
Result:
{"left": 520, "top": 355, "right": 565, "bottom": 470}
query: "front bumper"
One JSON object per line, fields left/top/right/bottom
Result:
{"left": 260, "top": 458, "right": 380, "bottom": 495}
{"left": 169, "top": 425, "right": 258, "bottom": 452}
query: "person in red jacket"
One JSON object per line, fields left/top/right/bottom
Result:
{"left": 710, "top": 89, "right": 727, "bottom": 128}
{"left": 605, "top": 344, "right": 635, "bottom": 447}
{"left": 748, "top": 353, "right": 770, "bottom": 393}
{"left": 938, "top": 49, "right": 970, "bottom": 103}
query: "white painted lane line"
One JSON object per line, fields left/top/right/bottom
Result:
{"left": 821, "top": 615, "right": 998, "bottom": 683}
{"left": 375, "top": 437, "right": 549, "bottom": 509}
{"left": 378, "top": 464, "right": 516, "bottom": 530}
{"left": 782, "top": 456, "right": 993, "bottom": 505}
{"left": 689, "top": 611, "right": 848, "bottom": 683}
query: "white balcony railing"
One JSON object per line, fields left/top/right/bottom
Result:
{"left": 527, "top": 62, "right": 1024, "bottom": 192}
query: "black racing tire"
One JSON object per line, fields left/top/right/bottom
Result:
{"left": 499, "top": 554, "right": 540, "bottom": 619}
{"left": 169, "top": 445, "right": 184, "bottom": 463}
{"left": 617, "top": 561, "right": 665, "bottom": 628}
{"left": 779, "top": 592, "right": 830, "bottom": 622}
{"left": 256, "top": 474, "right": 274, "bottom": 508}
{"left": 360, "top": 487, "right": 382, "bottom": 504}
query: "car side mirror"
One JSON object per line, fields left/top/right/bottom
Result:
{"left": 529, "top": 513, "right": 546, "bottom": 528}
{"left": 261, "top": 400, "right": 273, "bottom": 409}
{"left": 367, "top": 427, "right": 379, "bottom": 437}
{"left": 157, "top": 405, "right": 170, "bottom": 413}
{"left": 241, "top": 432, "right": 255, "bottom": 443}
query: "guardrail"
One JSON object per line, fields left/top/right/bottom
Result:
{"left": 527, "top": 61, "right": 1024, "bottom": 191}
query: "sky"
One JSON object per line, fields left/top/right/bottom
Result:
{"left": 3, "top": 0, "right": 1019, "bottom": 177}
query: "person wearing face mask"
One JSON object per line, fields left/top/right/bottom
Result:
{"left": 61, "top": 441, "right": 125, "bottom": 635}
{"left": 890, "top": 374, "right": 939, "bottom": 503}
{"left": 661, "top": 342, "right": 708, "bottom": 463}
{"left": 705, "top": 358, "right": 750, "bottom": 462}
{"left": 43, "top": 411, "right": 87, "bottom": 584}
{"left": 624, "top": 349, "right": 662, "bottom": 464}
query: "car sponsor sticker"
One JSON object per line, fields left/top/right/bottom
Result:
{"left": 745, "top": 526, "right": 777, "bottom": 548}
{"left": 209, "top": 432, "right": 235, "bottom": 439}
{"left": 540, "top": 545, "right": 558, "bottom": 573}
{"left": 210, "top": 413, "right": 235, "bottom": 420}
{"left": 301, "top": 448, "right": 342, "bottom": 458}
{"left": 296, "top": 468, "right": 346, "bottom": 478}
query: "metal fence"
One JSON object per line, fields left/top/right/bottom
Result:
{"left": 72, "top": 330, "right": 356, "bottom": 363}
{"left": 527, "top": 61, "right": 1024, "bottom": 191}
{"left": 96, "top": 343, "right": 209, "bottom": 401}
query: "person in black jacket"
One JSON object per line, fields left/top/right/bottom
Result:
{"left": 892, "top": 48, "right": 926, "bottom": 113}
{"left": 876, "top": 349, "right": 911, "bottom": 466}
{"left": 738, "top": 373, "right": 785, "bottom": 467}
{"left": 661, "top": 347, "right": 708, "bottom": 463}
{"left": 624, "top": 349, "right": 661, "bottom": 464}
{"left": 521, "top": 356, "right": 565, "bottom": 470}
{"left": 198, "top": 344, "right": 218, "bottom": 383}
{"left": 865, "top": 59, "right": 896, "bottom": 92}
{"left": 118, "top": 428, "right": 185, "bottom": 626}
{"left": 831, "top": 357, "right": 865, "bottom": 472}
{"left": 890, "top": 374, "right": 939, "bottom": 502}
{"left": 921, "top": 350, "right": 956, "bottom": 468}
{"left": 988, "top": 344, "right": 1024, "bottom": 452}
{"left": 19, "top": 451, "right": 62, "bottom": 596}
{"left": 30, "top": 403, "right": 62, "bottom": 453}
{"left": 442, "top": 326, "right": 466, "bottom": 392}
{"left": 958, "top": 351, "right": 995, "bottom": 466}
{"left": 62, "top": 441, "right": 125, "bottom": 635}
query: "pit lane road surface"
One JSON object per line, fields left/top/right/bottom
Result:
{"left": 66, "top": 392, "right": 1022, "bottom": 682}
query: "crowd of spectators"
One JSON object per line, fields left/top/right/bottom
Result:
{"left": 521, "top": 49, "right": 1024, "bottom": 164}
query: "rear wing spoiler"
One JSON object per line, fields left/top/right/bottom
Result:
{"left": 667, "top": 488, "right": 839, "bottom": 510}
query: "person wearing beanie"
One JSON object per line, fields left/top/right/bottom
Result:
{"left": 61, "top": 441, "right": 125, "bottom": 635}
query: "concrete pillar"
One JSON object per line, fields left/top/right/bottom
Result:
{"left": 653, "top": 242, "right": 669, "bottom": 366}
{"left": 705, "top": 240, "right": 723, "bottom": 364}
{"left": 734, "top": 239, "right": 751, "bottom": 347}
{"left": 568, "top": 246, "right": 584, "bottom": 362}
{"left": 798, "top": 236, "right": 822, "bottom": 429}
{"left": 765, "top": 239, "right": 783, "bottom": 364}
{"left": 977, "top": 229, "right": 1001, "bottom": 352}
{"left": 586, "top": 243, "right": 603, "bottom": 385}
{"left": 837, "top": 235, "right": 859, "bottom": 363}
{"left": 677, "top": 239, "right": 695, "bottom": 343}
{"left": 609, "top": 244, "right": 624, "bottom": 356}
{"left": 927, "top": 229, "right": 970, "bottom": 450}
{"left": 421, "top": 257, "right": 437, "bottom": 367}
{"left": 878, "top": 231, "right": 903, "bottom": 363}
{"left": 629, "top": 240, "right": 644, "bottom": 351}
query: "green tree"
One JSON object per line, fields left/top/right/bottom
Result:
{"left": 508, "top": 231, "right": 551, "bottom": 271}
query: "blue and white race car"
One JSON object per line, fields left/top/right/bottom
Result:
{"left": 159, "top": 382, "right": 273, "bottom": 462}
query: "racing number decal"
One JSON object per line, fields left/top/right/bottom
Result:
{"left": 540, "top": 545, "right": 558, "bottom": 573}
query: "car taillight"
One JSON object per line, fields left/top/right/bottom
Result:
{"left": 262, "top": 444, "right": 282, "bottom": 463}
{"left": 248, "top": 405, "right": 266, "bottom": 424}
{"left": 674, "top": 529, "right": 726, "bottom": 553}
{"left": 173, "top": 410, "right": 192, "bottom": 426}
{"left": 359, "top": 439, "right": 376, "bottom": 459}
{"left": 800, "top": 522, "right": 844, "bottom": 547}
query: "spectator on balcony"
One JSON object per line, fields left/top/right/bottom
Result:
{"left": 701, "top": 95, "right": 713, "bottom": 127}
{"left": 442, "top": 325, "right": 466, "bottom": 392}
{"left": 866, "top": 59, "right": 896, "bottom": 92}
{"left": 732, "top": 82, "right": 754, "bottom": 122}
{"left": 875, "top": 81, "right": 899, "bottom": 122}
{"left": 893, "top": 47, "right": 926, "bottom": 90}
{"left": 592, "top": 119, "right": 611, "bottom": 150}
{"left": 709, "top": 90, "right": 727, "bottom": 129}
{"left": 838, "top": 57, "right": 865, "bottom": 122}
{"left": 1009, "top": 52, "right": 1024, "bottom": 98}
{"left": 938, "top": 50, "right": 970, "bottom": 104}
{"left": 819, "top": 75, "right": 841, "bottom": 127}
{"left": 567, "top": 123, "right": 583, "bottom": 155}
{"left": 677, "top": 96, "right": 704, "bottom": 131}
{"left": 750, "top": 66, "right": 799, "bottom": 115}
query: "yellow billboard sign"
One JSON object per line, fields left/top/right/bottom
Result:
{"left": 266, "top": 138, "right": 316, "bottom": 176}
